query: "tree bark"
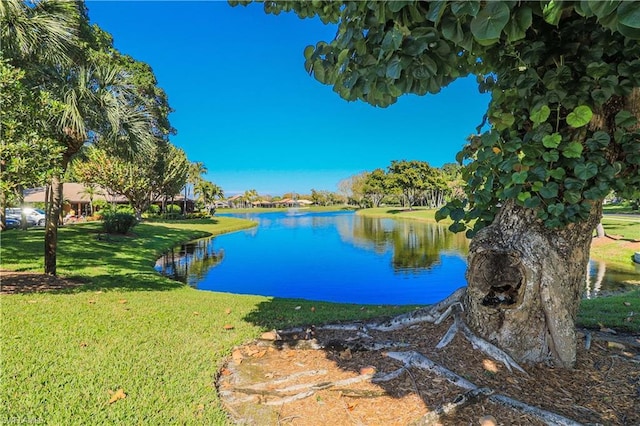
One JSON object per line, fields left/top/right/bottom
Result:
{"left": 464, "top": 200, "right": 601, "bottom": 368}
{"left": 44, "top": 174, "right": 64, "bottom": 275}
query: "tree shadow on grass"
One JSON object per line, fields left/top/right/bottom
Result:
{"left": 0, "top": 221, "right": 215, "bottom": 294}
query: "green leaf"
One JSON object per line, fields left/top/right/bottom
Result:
{"left": 617, "top": 1, "right": 640, "bottom": 28}
{"left": 549, "top": 167, "right": 566, "bottom": 180}
{"left": 451, "top": 1, "right": 480, "bottom": 17}
{"left": 617, "top": 22, "right": 640, "bottom": 40}
{"left": 588, "top": 131, "right": 611, "bottom": 148}
{"left": 449, "top": 222, "right": 467, "bottom": 233}
{"left": 441, "top": 16, "right": 465, "bottom": 44}
{"left": 530, "top": 105, "right": 551, "bottom": 124}
{"left": 313, "top": 60, "right": 326, "bottom": 83}
{"left": 435, "top": 206, "right": 450, "bottom": 222}
{"left": 490, "top": 111, "right": 515, "bottom": 130}
{"left": 564, "top": 177, "right": 585, "bottom": 190}
{"left": 566, "top": 105, "right": 593, "bottom": 128}
{"left": 381, "top": 28, "right": 403, "bottom": 53}
{"left": 615, "top": 110, "right": 638, "bottom": 129}
{"left": 547, "top": 203, "right": 565, "bottom": 216}
{"left": 524, "top": 196, "right": 541, "bottom": 209}
{"left": 539, "top": 182, "right": 559, "bottom": 199}
{"left": 542, "top": 150, "right": 560, "bottom": 162}
{"left": 562, "top": 141, "right": 584, "bottom": 158}
{"left": 470, "top": 2, "right": 510, "bottom": 41}
{"left": 303, "top": 45, "right": 315, "bottom": 60}
{"left": 517, "top": 191, "right": 531, "bottom": 203}
{"left": 564, "top": 190, "right": 582, "bottom": 204}
{"left": 426, "top": 1, "right": 447, "bottom": 24}
{"left": 512, "top": 171, "right": 528, "bottom": 184}
{"left": 574, "top": 162, "right": 598, "bottom": 180}
{"left": 337, "top": 49, "right": 350, "bottom": 66}
{"left": 505, "top": 6, "right": 532, "bottom": 41}
{"left": 387, "top": 0, "right": 409, "bottom": 13}
{"left": 589, "top": 0, "right": 620, "bottom": 19}
{"left": 586, "top": 62, "right": 611, "bottom": 79}
{"left": 503, "top": 185, "right": 521, "bottom": 199}
{"left": 385, "top": 57, "right": 402, "bottom": 79}
{"left": 450, "top": 207, "right": 466, "bottom": 221}
{"left": 543, "top": 1, "right": 564, "bottom": 25}
{"left": 542, "top": 133, "right": 562, "bottom": 148}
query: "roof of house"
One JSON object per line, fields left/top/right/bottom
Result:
{"left": 23, "top": 183, "right": 189, "bottom": 204}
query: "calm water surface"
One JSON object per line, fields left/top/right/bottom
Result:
{"left": 155, "top": 210, "right": 639, "bottom": 304}
{"left": 155, "top": 210, "right": 469, "bottom": 304}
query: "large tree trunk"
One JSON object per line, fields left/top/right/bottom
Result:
{"left": 44, "top": 174, "right": 63, "bottom": 275}
{"left": 463, "top": 200, "right": 601, "bottom": 368}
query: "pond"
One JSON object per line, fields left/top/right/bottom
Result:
{"left": 155, "top": 210, "right": 639, "bottom": 305}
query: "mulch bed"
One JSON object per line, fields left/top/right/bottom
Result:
{"left": 0, "top": 270, "right": 84, "bottom": 294}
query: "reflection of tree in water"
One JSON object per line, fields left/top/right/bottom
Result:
{"left": 343, "top": 216, "right": 470, "bottom": 272}
{"left": 155, "top": 237, "right": 224, "bottom": 286}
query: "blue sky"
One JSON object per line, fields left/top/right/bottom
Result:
{"left": 86, "top": 1, "right": 490, "bottom": 196}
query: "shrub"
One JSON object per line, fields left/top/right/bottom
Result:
{"left": 165, "top": 204, "right": 182, "bottom": 214}
{"left": 102, "top": 211, "right": 137, "bottom": 234}
{"left": 146, "top": 204, "right": 161, "bottom": 215}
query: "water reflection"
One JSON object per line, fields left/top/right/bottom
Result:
{"left": 340, "top": 216, "right": 469, "bottom": 273}
{"left": 155, "top": 237, "right": 224, "bottom": 286}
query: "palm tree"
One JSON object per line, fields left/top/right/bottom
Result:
{"left": 194, "top": 181, "right": 224, "bottom": 215}
{"left": 243, "top": 189, "right": 259, "bottom": 208}
{"left": 78, "top": 183, "right": 104, "bottom": 216}
{"left": 184, "top": 161, "right": 207, "bottom": 214}
{"left": 0, "top": 0, "right": 81, "bottom": 66}
{"left": 42, "top": 63, "right": 154, "bottom": 273}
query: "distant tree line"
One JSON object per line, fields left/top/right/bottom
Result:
{"left": 338, "top": 160, "right": 464, "bottom": 209}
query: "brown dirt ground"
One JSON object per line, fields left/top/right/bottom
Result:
{"left": 2, "top": 270, "right": 639, "bottom": 425}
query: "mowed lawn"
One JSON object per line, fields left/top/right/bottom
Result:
{"left": 0, "top": 218, "right": 413, "bottom": 425}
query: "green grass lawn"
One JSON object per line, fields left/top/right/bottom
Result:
{"left": 0, "top": 218, "right": 414, "bottom": 425}
{"left": 356, "top": 206, "right": 448, "bottom": 223}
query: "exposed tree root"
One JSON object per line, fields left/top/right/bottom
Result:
{"left": 386, "top": 351, "right": 582, "bottom": 426}
{"left": 435, "top": 305, "right": 527, "bottom": 374}
{"left": 366, "top": 286, "right": 466, "bottom": 331}
{"left": 415, "top": 387, "right": 493, "bottom": 425}
{"left": 259, "top": 288, "right": 604, "bottom": 422}
{"left": 276, "top": 287, "right": 526, "bottom": 374}
{"left": 261, "top": 373, "right": 375, "bottom": 406}
{"left": 279, "top": 287, "right": 467, "bottom": 336}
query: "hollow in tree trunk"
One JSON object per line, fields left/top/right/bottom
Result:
{"left": 463, "top": 200, "right": 601, "bottom": 368}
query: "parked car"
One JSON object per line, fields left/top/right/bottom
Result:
{"left": 3, "top": 217, "right": 20, "bottom": 230}
{"left": 5, "top": 207, "right": 46, "bottom": 227}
